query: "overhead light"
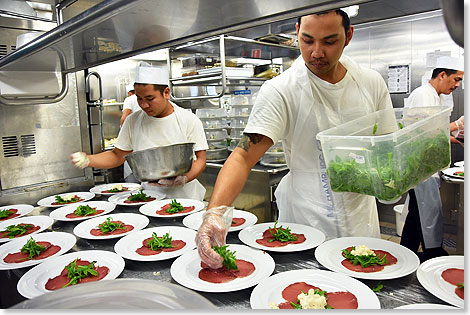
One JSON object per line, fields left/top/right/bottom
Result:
{"left": 341, "top": 5, "right": 359, "bottom": 17}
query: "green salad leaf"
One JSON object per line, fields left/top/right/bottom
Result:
{"left": 127, "top": 189, "right": 151, "bottom": 201}
{"left": 0, "top": 209, "right": 14, "bottom": 219}
{"left": 213, "top": 245, "right": 238, "bottom": 270}
{"left": 2, "top": 224, "right": 34, "bottom": 238}
{"left": 98, "top": 217, "right": 125, "bottom": 234}
{"left": 372, "top": 123, "right": 378, "bottom": 135}
{"left": 63, "top": 258, "right": 98, "bottom": 288}
{"left": 342, "top": 247, "right": 388, "bottom": 268}
{"left": 458, "top": 282, "right": 464, "bottom": 289}
{"left": 146, "top": 232, "right": 173, "bottom": 250}
{"left": 372, "top": 281, "right": 384, "bottom": 292}
{"left": 165, "top": 199, "right": 185, "bottom": 214}
{"left": 268, "top": 220, "right": 298, "bottom": 242}
{"left": 327, "top": 131, "right": 450, "bottom": 201}
{"left": 74, "top": 205, "right": 97, "bottom": 216}
{"left": 21, "top": 237, "right": 46, "bottom": 258}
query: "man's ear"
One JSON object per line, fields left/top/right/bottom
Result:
{"left": 163, "top": 86, "right": 171, "bottom": 99}
{"left": 345, "top": 25, "right": 354, "bottom": 46}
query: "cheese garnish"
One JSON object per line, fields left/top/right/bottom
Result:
{"left": 351, "top": 245, "right": 376, "bottom": 256}
{"left": 297, "top": 289, "right": 328, "bottom": 309}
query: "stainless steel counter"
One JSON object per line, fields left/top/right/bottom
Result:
{"left": 0, "top": 193, "right": 453, "bottom": 309}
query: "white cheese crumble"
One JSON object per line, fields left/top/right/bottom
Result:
{"left": 62, "top": 193, "right": 76, "bottom": 201}
{"left": 110, "top": 183, "right": 123, "bottom": 190}
{"left": 297, "top": 289, "right": 328, "bottom": 309}
{"left": 269, "top": 302, "right": 280, "bottom": 309}
{"left": 351, "top": 245, "right": 376, "bottom": 256}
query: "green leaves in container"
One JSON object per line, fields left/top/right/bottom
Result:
{"left": 165, "top": 199, "right": 185, "bottom": 214}
{"left": 98, "top": 217, "right": 125, "bottom": 234}
{"left": 63, "top": 258, "right": 98, "bottom": 288}
{"left": 0, "top": 209, "right": 14, "bottom": 219}
{"left": 74, "top": 205, "right": 97, "bottom": 216}
{"left": 3, "top": 224, "right": 34, "bottom": 238}
{"left": 268, "top": 220, "right": 298, "bottom": 242}
{"left": 342, "top": 247, "right": 388, "bottom": 268}
{"left": 21, "top": 237, "right": 46, "bottom": 259}
{"left": 147, "top": 232, "right": 173, "bottom": 250}
{"left": 213, "top": 245, "right": 238, "bottom": 270}
{"left": 127, "top": 189, "right": 151, "bottom": 201}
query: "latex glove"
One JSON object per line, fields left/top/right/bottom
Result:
{"left": 196, "top": 205, "right": 234, "bottom": 269}
{"left": 148, "top": 175, "right": 187, "bottom": 187}
{"left": 451, "top": 116, "right": 465, "bottom": 138}
{"left": 70, "top": 152, "right": 90, "bottom": 169}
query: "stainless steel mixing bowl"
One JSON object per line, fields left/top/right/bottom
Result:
{"left": 125, "top": 143, "right": 194, "bottom": 181}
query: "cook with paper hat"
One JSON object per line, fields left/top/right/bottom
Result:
{"left": 399, "top": 55, "right": 464, "bottom": 262}
{"left": 70, "top": 61, "right": 208, "bottom": 200}
{"left": 120, "top": 82, "right": 140, "bottom": 127}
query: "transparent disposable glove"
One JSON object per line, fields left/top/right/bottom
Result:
{"left": 452, "top": 115, "right": 465, "bottom": 138}
{"left": 70, "top": 152, "right": 90, "bottom": 169}
{"left": 148, "top": 175, "right": 187, "bottom": 187}
{"left": 196, "top": 205, "right": 234, "bottom": 269}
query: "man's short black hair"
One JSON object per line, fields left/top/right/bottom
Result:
{"left": 431, "top": 68, "right": 458, "bottom": 79}
{"left": 297, "top": 9, "right": 350, "bottom": 36}
{"left": 134, "top": 83, "right": 167, "bottom": 95}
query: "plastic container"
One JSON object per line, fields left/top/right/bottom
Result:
{"left": 205, "top": 129, "right": 228, "bottom": 141}
{"left": 266, "top": 140, "right": 284, "bottom": 153}
{"left": 207, "top": 139, "right": 228, "bottom": 150}
{"left": 229, "top": 106, "right": 252, "bottom": 117}
{"left": 202, "top": 118, "right": 229, "bottom": 129}
{"left": 206, "top": 148, "right": 229, "bottom": 161}
{"left": 196, "top": 108, "right": 227, "bottom": 118}
{"left": 230, "top": 127, "right": 245, "bottom": 138}
{"left": 230, "top": 117, "right": 249, "bottom": 128}
{"left": 231, "top": 94, "right": 252, "bottom": 106}
{"left": 316, "top": 106, "right": 452, "bottom": 202}
{"left": 228, "top": 138, "right": 241, "bottom": 151}
{"left": 260, "top": 152, "right": 286, "bottom": 166}
{"left": 393, "top": 204, "right": 405, "bottom": 236}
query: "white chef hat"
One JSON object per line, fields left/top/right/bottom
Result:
{"left": 436, "top": 56, "right": 464, "bottom": 71}
{"left": 135, "top": 61, "right": 169, "bottom": 85}
{"left": 125, "top": 84, "right": 134, "bottom": 92}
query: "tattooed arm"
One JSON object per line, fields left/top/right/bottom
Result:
{"left": 207, "top": 133, "right": 273, "bottom": 209}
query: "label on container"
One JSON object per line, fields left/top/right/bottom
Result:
{"left": 234, "top": 90, "right": 251, "bottom": 95}
{"left": 349, "top": 152, "right": 365, "bottom": 164}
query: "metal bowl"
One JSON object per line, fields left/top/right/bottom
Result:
{"left": 125, "top": 143, "right": 194, "bottom": 182}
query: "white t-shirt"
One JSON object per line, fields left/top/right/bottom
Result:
{"left": 122, "top": 94, "right": 141, "bottom": 113}
{"left": 115, "top": 102, "right": 208, "bottom": 153}
{"left": 405, "top": 82, "right": 452, "bottom": 108}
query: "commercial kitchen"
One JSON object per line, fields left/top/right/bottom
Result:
{"left": 0, "top": 0, "right": 465, "bottom": 309}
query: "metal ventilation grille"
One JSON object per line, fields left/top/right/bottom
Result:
{"left": 2, "top": 136, "right": 19, "bottom": 157}
{"left": 11, "top": 45, "right": 16, "bottom": 51}
{"left": 0, "top": 44, "right": 7, "bottom": 58}
{"left": 21, "top": 134, "right": 36, "bottom": 156}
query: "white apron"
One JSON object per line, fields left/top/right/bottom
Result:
{"left": 275, "top": 56, "right": 380, "bottom": 240}
{"left": 132, "top": 103, "right": 206, "bottom": 201}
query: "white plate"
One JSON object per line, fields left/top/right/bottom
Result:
{"left": 0, "top": 204, "right": 34, "bottom": 222}
{"left": 73, "top": 213, "right": 149, "bottom": 240}
{"left": 259, "top": 161, "right": 287, "bottom": 168}
{"left": 0, "top": 216, "right": 54, "bottom": 244}
{"left": 108, "top": 190, "right": 165, "bottom": 206}
{"left": 238, "top": 222, "right": 325, "bottom": 252}
{"left": 250, "top": 269, "right": 380, "bottom": 309}
{"left": 114, "top": 226, "right": 196, "bottom": 262}
{"left": 442, "top": 167, "right": 464, "bottom": 180}
{"left": 139, "top": 198, "right": 205, "bottom": 218}
{"left": 315, "top": 237, "right": 420, "bottom": 280}
{"left": 454, "top": 161, "right": 464, "bottom": 167}
{"left": 395, "top": 303, "right": 457, "bottom": 309}
{"left": 170, "top": 244, "right": 275, "bottom": 292}
{"left": 182, "top": 209, "right": 258, "bottom": 232}
{"left": 37, "top": 192, "right": 95, "bottom": 208}
{"left": 89, "top": 183, "right": 142, "bottom": 196}
{"left": 0, "top": 232, "right": 76, "bottom": 270}
{"left": 17, "top": 250, "right": 125, "bottom": 299}
{"left": 416, "top": 255, "right": 464, "bottom": 308}
{"left": 49, "top": 201, "right": 116, "bottom": 222}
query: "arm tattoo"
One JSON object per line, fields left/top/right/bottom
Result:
{"left": 237, "top": 133, "right": 263, "bottom": 152}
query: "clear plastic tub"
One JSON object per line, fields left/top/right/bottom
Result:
{"left": 230, "top": 127, "right": 245, "bottom": 138}
{"left": 202, "top": 118, "right": 229, "bottom": 129}
{"left": 229, "top": 106, "right": 252, "bottom": 117}
{"left": 205, "top": 129, "right": 228, "bottom": 141}
{"left": 231, "top": 94, "right": 252, "bottom": 106}
{"left": 316, "top": 106, "right": 452, "bottom": 202}
{"left": 266, "top": 140, "right": 284, "bottom": 153}
{"left": 230, "top": 117, "right": 249, "bottom": 128}
{"left": 260, "top": 153, "right": 286, "bottom": 166}
{"left": 207, "top": 139, "right": 228, "bottom": 150}
{"left": 228, "top": 137, "right": 241, "bottom": 151}
{"left": 206, "top": 148, "right": 229, "bottom": 161}
{"left": 196, "top": 108, "right": 227, "bottom": 118}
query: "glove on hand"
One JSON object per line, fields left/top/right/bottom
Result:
{"left": 70, "top": 152, "right": 90, "bottom": 169}
{"left": 195, "top": 205, "right": 234, "bottom": 269}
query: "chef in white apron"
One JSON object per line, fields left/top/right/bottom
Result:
{"left": 71, "top": 62, "right": 208, "bottom": 201}
{"left": 400, "top": 56, "right": 464, "bottom": 261}
{"left": 196, "top": 10, "right": 393, "bottom": 269}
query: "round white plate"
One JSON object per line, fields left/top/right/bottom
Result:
{"left": 108, "top": 190, "right": 165, "bottom": 206}
{"left": 37, "top": 192, "right": 95, "bottom": 208}
{"left": 182, "top": 209, "right": 258, "bottom": 232}
{"left": 315, "top": 236, "right": 420, "bottom": 280}
{"left": 395, "top": 303, "right": 457, "bottom": 309}
{"left": 416, "top": 255, "right": 464, "bottom": 308}
{"left": 442, "top": 167, "right": 464, "bottom": 180}
{"left": 250, "top": 269, "right": 380, "bottom": 309}
{"left": 170, "top": 244, "right": 275, "bottom": 293}
{"left": 89, "top": 183, "right": 142, "bottom": 196}
{"left": 114, "top": 226, "right": 196, "bottom": 262}
{"left": 0, "top": 216, "right": 54, "bottom": 244}
{"left": 0, "top": 232, "right": 76, "bottom": 270}
{"left": 454, "top": 161, "right": 464, "bottom": 167}
{"left": 238, "top": 222, "right": 325, "bottom": 252}
{"left": 0, "top": 204, "right": 34, "bottom": 222}
{"left": 139, "top": 198, "right": 205, "bottom": 218}
{"left": 49, "top": 201, "right": 116, "bottom": 222}
{"left": 259, "top": 161, "right": 287, "bottom": 168}
{"left": 73, "top": 213, "right": 149, "bottom": 240}
{"left": 17, "top": 250, "right": 125, "bottom": 299}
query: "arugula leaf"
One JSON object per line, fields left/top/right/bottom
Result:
{"left": 398, "top": 122, "right": 404, "bottom": 129}
{"left": 0, "top": 209, "right": 14, "bottom": 219}
{"left": 164, "top": 199, "right": 185, "bottom": 214}
{"left": 213, "top": 245, "right": 238, "bottom": 270}
{"left": 63, "top": 258, "right": 99, "bottom": 288}
{"left": 146, "top": 232, "right": 173, "bottom": 250}
{"left": 74, "top": 205, "right": 97, "bottom": 216}
{"left": 458, "top": 282, "right": 464, "bottom": 289}
{"left": 55, "top": 195, "right": 80, "bottom": 204}
{"left": 268, "top": 220, "right": 298, "bottom": 242}
{"left": 127, "top": 189, "right": 151, "bottom": 201}
{"left": 98, "top": 217, "right": 125, "bottom": 234}
{"left": 2, "top": 224, "right": 34, "bottom": 238}
{"left": 372, "top": 281, "right": 384, "bottom": 292}
{"left": 372, "top": 123, "right": 378, "bottom": 135}
{"left": 21, "top": 237, "right": 46, "bottom": 258}
{"left": 290, "top": 301, "right": 302, "bottom": 309}
{"left": 342, "top": 247, "right": 388, "bottom": 268}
